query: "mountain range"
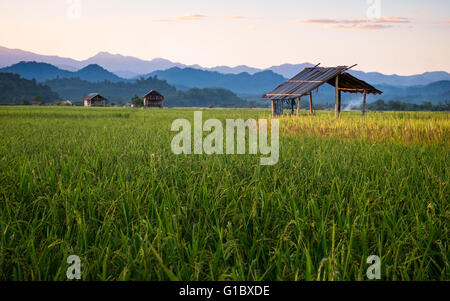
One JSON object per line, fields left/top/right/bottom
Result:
{"left": 1, "top": 46, "right": 450, "bottom": 105}
{"left": 2, "top": 45, "right": 450, "bottom": 86}
{"left": 144, "top": 68, "right": 286, "bottom": 95}
{"left": 0, "top": 62, "right": 123, "bottom": 82}
{"left": 1, "top": 62, "right": 286, "bottom": 95}
{"left": 295, "top": 80, "right": 450, "bottom": 105}
{"left": 0, "top": 46, "right": 206, "bottom": 79}
{"left": 2, "top": 61, "right": 450, "bottom": 104}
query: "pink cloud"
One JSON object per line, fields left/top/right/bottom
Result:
{"left": 409, "top": 10, "right": 428, "bottom": 15}
{"left": 296, "top": 19, "right": 341, "bottom": 24}
{"left": 330, "top": 23, "right": 392, "bottom": 30}
{"left": 374, "top": 16, "right": 410, "bottom": 23}
{"left": 296, "top": 16, "right": 410, "bottom": 30}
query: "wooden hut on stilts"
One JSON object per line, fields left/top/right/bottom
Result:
{"left": 262, "top": 64, "right": 382, "bottom": 117}
{"left": 143, "top": 90, "right": 164, "bottom": 108}
{"left": 84, "top": 93, "right": 107, "bottom": 107}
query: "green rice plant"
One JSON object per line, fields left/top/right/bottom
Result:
{"left": 0, "top": 106, "right": 448, "bottom": 280}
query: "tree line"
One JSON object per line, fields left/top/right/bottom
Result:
{"left": 0, "top": 73, "right": 58, "bottom": 104}
{"left": 1, "top": 72, "right": 449, "bottom": 111}
{"left": 366, "top": 100, "right": 450, "bottom": 111}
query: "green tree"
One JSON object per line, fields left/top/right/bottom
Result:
{"left": 131, "top": 96, "right": 144, "bottom": 107}
{"left": 0, "top": 73, "right": 59, "bottom": 105}
{"left": 33, "top": 96, "right": 43, "bottom": 104}
{"left": 21, "top": 96, "right": 30, "bottom": 105}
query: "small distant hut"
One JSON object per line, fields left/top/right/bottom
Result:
{"left": 84, "top": 93, "right": 107, "bottom": 107}
{"left": 32, "top": 101, "right": 45, "bottom": 106}
{"left": 143, "top": 90, "right": 164, "bottom": 108}
{"left": 262, "top": 64, "right": 382, "bottom": 117}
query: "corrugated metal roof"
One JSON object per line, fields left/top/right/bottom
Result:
{"left": 144, "top": 90, "right": 164, "bottom": 99}
{"left": 85, "top": 93, "right": 107, "bottom": 101}
{"left": 262, "top": 65, "right": 382, "bottom": 100}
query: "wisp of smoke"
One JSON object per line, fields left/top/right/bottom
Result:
{"left": 343, "top": 98, "right": 364, "bottom": 111}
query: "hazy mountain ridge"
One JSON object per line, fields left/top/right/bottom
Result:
{"left": 144, "top": 67, "right": 287, "bottom": 95}
{"left": 348, "top": 70, "right": 450, "bottom": 87}
{"left": 0, "top": 61, "right": 287, "bottom": 95}
{"left": 0, "top": 46, "right": 198, "bottom": 79}
{"left": 0, "top": 47, "right": 449, "bottom": 105}
{"left": 208, "top": 65, "right": 262, "bottom": 75}
{"left": 2, "top": 45, "right": 450, "bottom": 86}
{"left": 81, "top": 52, "right": 191, "bottom": 78}
{"left": 0, "top": 46, "right": 81, "bottom": 71}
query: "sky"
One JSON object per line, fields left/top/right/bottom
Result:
{"left": 0, "top": 0, "right": 449, "bottom": 75}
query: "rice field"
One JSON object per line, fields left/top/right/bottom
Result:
{"left": 0, "top": 106, "right": 448, "bottom": 281}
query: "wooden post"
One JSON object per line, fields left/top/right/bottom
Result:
{"left": 335, "top": 75, "right": 341, "bottom": 117}
{"left": 272, "top": 100, "right": 275, "bottom": 117}
{"left": 291, "top": 99, "right": 295, "bottom": 115}
{"left": 338, "top": 90, "right": 341, "bottom": 114}
{"left": 297, "top": 96, "right": 301, "bottom": 116}
{"left": 309, "top": 93, "right": 314, "bottom": 115}
{"left": 362, "top": 91, "right": 367, "bottom": 117}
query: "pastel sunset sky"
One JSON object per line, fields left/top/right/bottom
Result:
{"left": 0, "top": 0, "right": 449, "bottom": 74}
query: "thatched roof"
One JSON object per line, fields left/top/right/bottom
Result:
{"left": 262, "top": 65, "right": 382, "bottom": 100}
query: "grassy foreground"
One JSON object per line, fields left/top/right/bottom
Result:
{"left": 0, "top": 106, "right": 448, "bottom": 281}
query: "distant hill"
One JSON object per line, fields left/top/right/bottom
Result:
{"left": 375, "top": 80, "right": 450, "bottom": 103}
{"left": 74, "top": 64, "right": 123, "bottom": 82}
{"left": 0, "top": 62, "right": 72, "bottom": 82}
{"left": 81, "top": 52, "right": 194, "bottom": 78}
{"left": 207, "top": 65, "right": 262, "bottom": 75}
{"left": 262, "top": 62, "right": 450, "bottom": 85}
{"left": 0, "top": 47, "right": 449, "bottom": 106}
{"left": 1, "top": 45, "right": 450, "bottom": 84}
{"left": 0, "top": 46, "right": 82, "bottom": 71}
{"left": 0, "top": 46, "right": 262, "bottom": 77}
{"left": 0, "top": 72, "right": 59, "bottom": 104}
{"left": 144, "top": 68, "right": 287, "bottom": 95}
{"left": 348, "top": 70, "right": 450, "bottom": 87}
{"left": 266, "top": 63, "right": 315, "bottom": 78}
{"left": 0, "top": 46, "right": 194, "bottom": 78}
{"left": 0, "top": 62, "right": 124, "bottom": 82}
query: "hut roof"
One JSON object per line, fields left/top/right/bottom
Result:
{"left": 85, "top": 93, "right": 107, "bottom": 101}
{"left": 262, "top": 65, "right": 382, "bottom": 100}
{"left": 144, "top": 90, "right": 164, "bottom": 99}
